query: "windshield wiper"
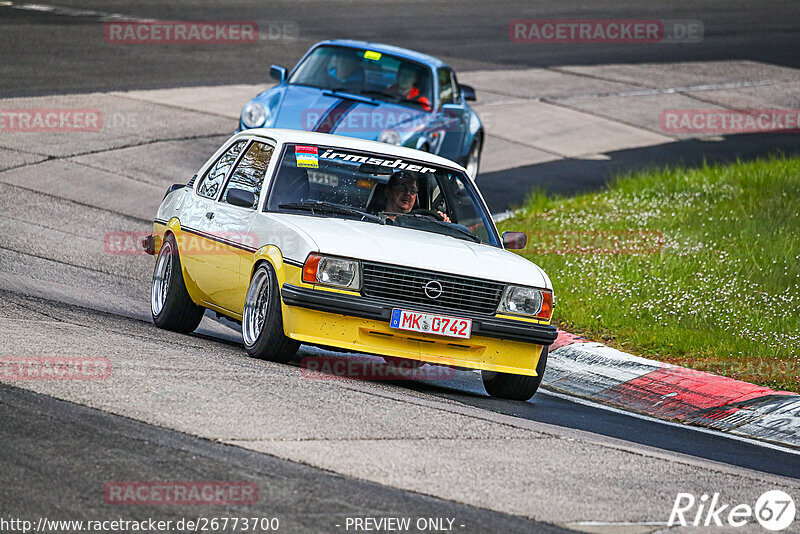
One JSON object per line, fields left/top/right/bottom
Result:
{"left": 322, "top": 89, "right": 379, "bottom": 105}
{"left": 391, "top": 213, "right": 481, "bottom": 243}
{"left": 358, "top": 89, "right": 401, "bottom": 102}
{"left": 279, "top": 201, "right": 385, "bottom": 224}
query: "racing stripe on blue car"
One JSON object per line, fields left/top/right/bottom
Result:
{"left": 313, "top": 99, "right": 359, "bottom": 133}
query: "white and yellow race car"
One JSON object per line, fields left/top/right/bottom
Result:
{"left": 144, "top": 129, "right": 557, "bottom": 400}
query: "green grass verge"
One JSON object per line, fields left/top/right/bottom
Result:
{"left": 498, "top": 155, "right": 800, "bottom": 393}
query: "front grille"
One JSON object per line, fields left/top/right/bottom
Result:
{"left": 361, "top": 262, "right": 505, "bottom": 316}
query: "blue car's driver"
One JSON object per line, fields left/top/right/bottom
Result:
{"left": 326, "top": 52, "right": 364, "bottom": 92}
{"left": 389, "top": 63, "right": 431, "bottom": 111}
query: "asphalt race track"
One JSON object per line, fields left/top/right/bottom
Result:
{"left": 2, "top": 0, "right": 800, "bottom": 96}
{"left": 1, "top": 2, "right": 799, "bottom": 533}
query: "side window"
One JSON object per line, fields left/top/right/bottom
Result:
{"left": 436, "top": 173, "right": 491, "bottom": 243}
{"left": 197, "top": 140, "right": 247, "bottom": 199}
{"left": 438, "top": 68, "right": 455, "bottom": 106}
{"left": 221, "top": 142, "right": 274, "bottom": 208}
{"left": 450, "top": 71, "right": 462, "bottom": 104}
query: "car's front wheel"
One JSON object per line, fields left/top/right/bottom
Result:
{"left": 481, "top": 346, "right": 548, "bottom": 401}
{"left": 151, "top": 233, "right": 204, "bottom": 333}
{"left": 242, "top": 263, "right": 299, "bottom": 363}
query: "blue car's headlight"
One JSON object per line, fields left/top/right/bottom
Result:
{"left": 378, "top": 130, "right": 402, "bottom": 145}
{"left": 242, "top": 102, "right": 268, "bottom": 129}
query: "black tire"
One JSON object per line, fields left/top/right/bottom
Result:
{"left": 465, "top": 135, "right": 482, "bottom": 179}
{"left": 481, "top": 346, "right": 548, "bottom": 401}
{"left": 241, "top": 263, "right": 299, "bottom": 363}
{"left": 151, "top": 233, "right": 204, "bottom": 333}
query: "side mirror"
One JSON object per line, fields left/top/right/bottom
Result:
{"left": 270, "top": 65, "right": 287, "bottom": 83}
{"left": 226, "top": 188, "right": 257, "bottom": 209}
{"left": 502, "top": 231, "right": 527, "bottom": 250}
{"left": 460, "top": 84, "right": 476, "bottom": 102}
{"left": 441, "top": 103, "right": 460, "bottom": 117}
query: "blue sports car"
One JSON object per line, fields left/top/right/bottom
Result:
{"left": 239, "top": 40, "right": 484, "bottom": 177}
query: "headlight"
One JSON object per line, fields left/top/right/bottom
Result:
{"left": 241, "top": 102, "right": 268, "bottom": 129}
{"left": 302, "top": 254, "right": 361, "bottom": 290}
{"left": 497, "top": 285, "right": 553, "bottom": 320}
{"left": 378, "top": 130, "right": 402, "bottom": 145}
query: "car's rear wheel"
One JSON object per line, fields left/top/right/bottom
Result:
{"left": 242, "top": 263, "right": 299, "bottom": 363}
{"left": 151, "top": 233, "right": 204, "bottom": 333}
{"left": 465, "top": 135, "right": 482, "bottom": 179}
{"left": 481, "top": 346, "right": 548, "bottom": 401}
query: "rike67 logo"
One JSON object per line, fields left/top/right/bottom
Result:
{"left": 669, "top": 491, "right": 796, "bottom": 531}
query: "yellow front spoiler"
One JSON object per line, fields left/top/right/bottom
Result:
{"left": 282, "top": 306, "right": 543, "bottom": 376}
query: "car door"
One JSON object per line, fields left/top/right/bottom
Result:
{"left": 179, "top": 139, "right": 249, "bottom": 304}
{"left": 201, "top": 140, "right": 275, "bottom": 314}
{"left": 435, "top": 68, "right": 468, "bottom": 161}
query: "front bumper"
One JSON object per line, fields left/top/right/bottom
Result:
{"left": 280, "top": 284, "right": 557, "bottom": 376}
{"left": 281, "top": 284, "right": 557, "bottom": 346}
{"left": 142, "top": 234, "right": 156, "bottom": 256}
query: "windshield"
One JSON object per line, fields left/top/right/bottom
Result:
{"left": 267, "top": 144, "right": 500, "bottom": 247}
{"left": 288, "top": 45, "right": 433, "bottom": 111}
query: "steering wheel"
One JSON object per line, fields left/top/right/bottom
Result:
{"left": 411, "top": 209, "right": 445, "bottom": 221}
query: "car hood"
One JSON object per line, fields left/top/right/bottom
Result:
{"left": 264, "top": 85, "right": 429, "bottom": 140}
{"left": 268, "top": 214, "right": 551, "bottom": 290}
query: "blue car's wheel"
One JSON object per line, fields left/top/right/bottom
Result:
{"left": 465, "top": 136, "right": 482, "bottom": 179}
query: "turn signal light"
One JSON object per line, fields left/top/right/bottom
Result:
{"left": 537, "top": 291, "right": 553, "bottom": 321}
{"left": 302, "top": 254, "right": 322, "bottom": 283}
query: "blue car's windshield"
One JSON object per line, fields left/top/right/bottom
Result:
{"left": 267, "top": 144, "right": 500, "bottom": 247}
{"left": 288, "top": 46, "right": 433, "bottom": 112}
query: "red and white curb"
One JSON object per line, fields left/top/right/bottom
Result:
{"left": 544, "top": 331, "right": 800, "bottom": 449}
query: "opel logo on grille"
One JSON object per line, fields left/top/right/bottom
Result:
{"left": 423, "top": 280, "right": 443, "bottom": 299}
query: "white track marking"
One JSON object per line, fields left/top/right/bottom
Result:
{"left": 557, "top": 80, "right": 778, "bottom": 100}
{"left": 541, "top": 388, "right": 800, "bottom": 456}
{"left": 2, "top": 1, "right": 144, "bottom": 21}
{"left": 571, "top": 521, "right": 669, "bottom": 526}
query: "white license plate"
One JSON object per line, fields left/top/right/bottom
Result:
{"left": 389, "top": 308, "right": 472, "bottom": 339}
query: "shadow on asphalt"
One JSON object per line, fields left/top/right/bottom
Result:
{"left": 398, "top": 377, "right": 800, "bottom": 481}
{"left": 0, "top": 384, "right": 574, "bottom": 534}
{"left": 283, "top": 348, "right": 800, "bottom": 480}
{"left": 478, "top": 132, "right": 800, "bottom": 212}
